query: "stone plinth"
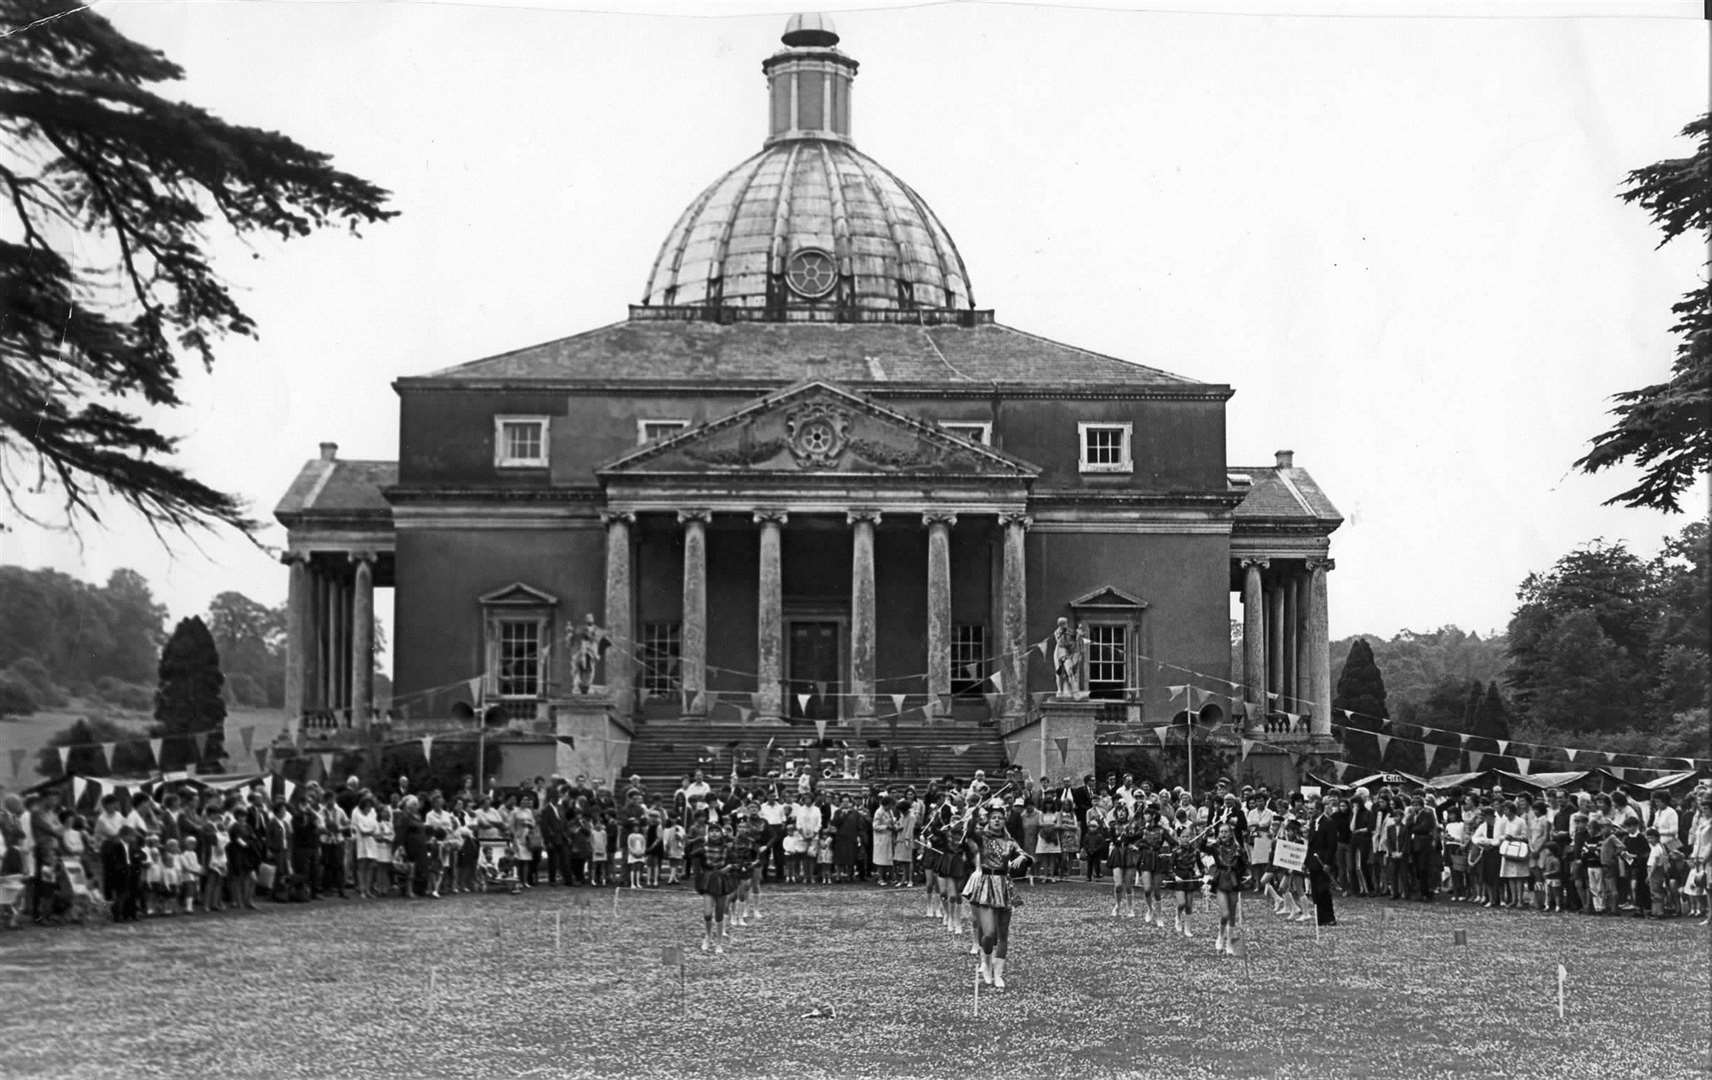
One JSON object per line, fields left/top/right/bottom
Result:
{"left": 553, "top": 695, "right": 633, "bottom": 787}
{"left": 1030, "top": 698, "right": 1103, "bottom": 783}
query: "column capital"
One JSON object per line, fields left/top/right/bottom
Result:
{"left": 1240, "top": 557, "right": 1271, "bottom": 571}
{"left": 998, "top": 512, "right": 1032, "bottom": 529}
{"left": 281, "top": 550, "right": 310, "bottom": 566}
{"left": 922, "top": 511, "right": 958, "bottom": 528}
{"left": 846, "top": 508, "right": 883, "bottom": 526}
{"left": 753, "top": 508, "right": 789, "bottom": 526}
{"left": 347, "top": 550, "right": 377, "bottom": 567}
{"left": 1306, "top": 556, "right": 1336, "bottom": 573}
{"left": 677, "top": 508, "right": 713, "bottom": 525}
{"left": 600, "top": 510, "right": 636, "bottom": 526}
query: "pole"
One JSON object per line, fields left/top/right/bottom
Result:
{"left": 476, "top": 730, "right": 485, "bottom": 796}
{"left": 1186, "top": 689, "right": 1195, "bottom": 797}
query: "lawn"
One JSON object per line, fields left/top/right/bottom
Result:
{"left": 3, "top": 881, "right": 1707, "bottom": 1080}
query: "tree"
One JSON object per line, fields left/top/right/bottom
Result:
{"left": 0, "top": 2, "right": 395, "bottom": 534}
{"left": 35, "top": 714, "right": 153, "bottom": 778}
{"left": 0, "top": 673, "right": 35, "bottom": 718}
{"left": 1471, "top": 681, "right": 1511, "bottom": 743}
{"left": 1333, "top": 638, "right": 1388, "bottom": 770}
{"left": 154, "top": 616, "right": 226, "bottom": 770}
{"left": 207, "top": 590, "right": 285, "bottom": 707}
{"left": 1575, "top": 114, "right": 1711, "bottom": 512}
{"left": 1508, "top": 540, "right": 1658, "bottom": 719}
{"left": 1527, "top": 610, "right": 1648, "bottom": 734}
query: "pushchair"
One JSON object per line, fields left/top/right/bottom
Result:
{"left": 0, "top": 873, "right": 25, "bottom": 929}
{"left": 58, "top": 860, "right": 107, "bottom": 924}
{"left": 476, "top": 838, "right": 522, "bottom": 894}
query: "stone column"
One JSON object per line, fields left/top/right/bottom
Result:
{"left": 1307, "top": 557, "right": 1335, "bottom": 736}
{"left": 1294, "top": 567, "right": 1311, "bottom": 720}
{"left": 332, "top": 578, "right": 349, "bottom": 716}
{"left": 1240, "top": 557, "right": 1269, "bottom": 734}
{"left": 1267, "top": 583, "right": 1285, "bottom": 705}
{"left": 283, "top": 552, "right": 309, "bottom": 736}
{"left": 924, "top": 512, "right": 956, "bottom": 715}
{"left": 999, "top": 513, "right": 1031, "bottom": 718}
{"left": 754, "top": 510, "right": 788, "bottom": 722}
{"left": 1283, "top": 575, "right": 1298, "bottom": 714}
{"left": 350, "top": 552, "right": 375, "bottom": 732}
{"left": 849, "top": 509, "right": 882, "bottom": 719}
{"left": 313, "top": 569, "right": 331, "bottom": 711}
{"left": 601, "top": 511, "right": 635, "bottom": 713}
{"left": 679, "top": 510, "right": 711, "bottom": 714}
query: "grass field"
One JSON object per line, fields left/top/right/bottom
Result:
{"left": 4, "top": 880, "right": 1708, "bottom": 1080}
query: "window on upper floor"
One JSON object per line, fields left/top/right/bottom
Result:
{"left": 641, "top": 621, "right": 682, "bottom": 696}
{"left": 494, "top": 416, "right": 550, "bottom": 468}
{"left": 939, "top": 421, "right": 992, "bottom": 446}
{"left": 637, "top": 419, "right": 690, "bottom": 445}
{"left": 1078, "top": 421, "right": 1133, "bottom": 474}
{"left": 950, "top": 624, "right": 988, "bottom": 696}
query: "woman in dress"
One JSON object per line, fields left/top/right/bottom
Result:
{"left": 511, "top": 793, "right": 541, "bottom": 889}
{"left": 1499, "top": 800, "right": 1531, "bottom": 908}
{"left": 690, "top": 807, "right": 737, "bottom": 954}
{"left": 1204, "top": 820, "right": 1250, "bottom": 954}
{"left": 1035, "top": 799, "right": 1062, "bottom": 883}
{"left": 960, "top": 803, "right": 1030, "bottom": 990}
{"left": 891, "top": 799, "right": 917, "bottom": 889}
{"left": 1135, "top": 803, "right": 1173, "bottom": 928}
{"left": 832, "top": 795, "right": 861, "bottom": 883}
{"left": 871, "top": 797, "right": 896, "bottom": 887}
{"left": 424, "top": 794, "right": 457, "bottom": 898}
{"left": 395, "top": 796, "right": 430, "bottom": 899}
{"left": 1167, "top": 811, "right": 1205, "bottom": 936}
{"left": 1108, "top": 804, "right": 1141, "bottom": 919}
{"left": 1056, "top": 790, "right": 1081, "bottom": 882}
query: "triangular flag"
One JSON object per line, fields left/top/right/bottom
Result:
{"left": 1603, "top": 751, "right": 1616, "bottom": 764}
{"left": 148, "top": 738, "right": 163, "bottom": 764}
{"left": 890, "top": 693, "right": 907, "bottom": 716}
{"left": 319, "top": 753, "right": 335, "bottom": 777}
{"left": 1468, "top": 751, "right": 1484, "bottom": 771}
{"left": 797, "top": 693, "right": 812, "bottom": 713}
{"left": 255, "top": 747, "right": 269, "bottom": 771}
{"left": 1457, "top": 732, "right": 1469, "bottom": 746}
{"left": 1497, "top": 740, "right": 1509, "bottom": 756}
{"left": 1034, "top": 639, "right": 1050, "bottom": 659}
{"left": 1683, "top": 757, "right": 1697, "bottom": 770}
{"left": 692, "top": 691, "right": 707, "bottom": 713}
{"left": 192, "top": 732, "right": 207, "bottom": 760}
{"left": 467, "top": 676, "right": 483, "bottom": 701}
{"left": 1565, "top": 747, "right": 1578, "bottom": 762}
{"left": 56, "top": 745, "right": 68, "bottom": 772}
{"left": 1376, "top": 734, "right": 1392, "bottom": 760}
{"left": 1267, "top": 691, "right": 1281, "bottom": 701}
{"left": 951, "top": 744, "right": 970, "bottom": 756}
{"left": 73, "top": 776, "right": 87, "bottom": 802}
{"left": 1285, "top": 712, "right": 1301, "bottom": 731}
{"left": 964, "top": 663, "right": 980, "bottom": 680}
{"left": 989, "top": 670, "right": 1004, "bottom": 693}
{"left": 1422, "top": 743, "right": 1438, "bottom": 773}
{"left": 1514, "top": 756, "right": 1529, "bottom": 775}
{"left": 1168, "top": 684, "right": 1188, "bottom": 701}
{"left": 421, "top": 736, "right": 433, "bottom": 760}
{"left": 814, "top": 681, "right": 828, "bottom": 699}
{"left": 1329, "top": 761, "right": 1348, "bottom": 781}
{"left": 553, "top": 735, "right": 576, "bottom": 749}
{"left": 239, "top": 726, "right": 255, "bottom": 754}
{"left": 983, "top": 692, "right": 1002, "bottom": 716}
{"left": 100, "top": 743, "right": 115, "bottom": 769}
{"left": 1240, "top": 739, "right": 1254, "bottom": 763}
{"left": 1610, "top": 766, "right": 1627, "bottom": 781}
{"left": 7, "top": 747, "right": 24, "bottom": 778}
{"left": 1054, "top": 737, "right": 1070, "bottom": 761}
{"left": 736, "top": 706, "right": 754, "bottom": 724}
{"left": 1003, "top": 739, "right": 1021, "bottom": 764}
{"left": 1155, "top": 726, "right": 1168, "bottom": 746}
{"left": 815, "top": 719, "right": 829, "bottom": 741}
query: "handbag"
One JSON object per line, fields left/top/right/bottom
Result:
{"left": 255, "top": 861, "right": 277, "bottom": 890}
{"left": 1498, "top": 839, "right": 1529, "bottom": 861}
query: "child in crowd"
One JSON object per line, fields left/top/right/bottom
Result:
{"left": 205, "top": 822, "right": 229, "bottom": 913}
{"left": 662, "top": 814, "right": 684, "bottom": 885}
{"left": 140, "top": 838, "right": 165, "bottom": 916}
{"left": 1540, "top": 843, "right": 1563, "bottom": 913}
{"left": 1645, "top": 828, "right": 1670, "bottom": 918}
{"left": 817, "top": 824, "right": 836, "bottom": 884}
{"left": 1597, "top": 823, "right": 1622, "bottom": 914}
{"left": 645, "top": 815, "right": 664, "bottom": 888}
{"left": 176, "top": 840, "right": 203, "bottom": 913}
{"left": 589, "top": 813, "right": 608, "bottom": 886}
{"left": 626, "top": 822, "right": 647, "bottom": 890}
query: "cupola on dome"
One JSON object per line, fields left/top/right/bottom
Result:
{"left": 639, "top": 15, "right": 979, "bottom": 323}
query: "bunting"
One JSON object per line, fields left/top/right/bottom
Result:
{"left": 852, "top": 717, "right": 865, "bottom": 740}
{"left": 1376, "top": 734, "right": 1391, "bottom": 760}
{"left": 1565, "top": 748, "right": 1578, "bottom": 762}
{"left": 8, "top": 747, "right": 24, "bottom": 778}
{"left": 796, "top": 693, "right": 812, "bottom": 714}
{"left": 1422, "top": 743, "right": 1438, "bottom": 773}
{"left": 100, "top": 743, "right": 115, "bottom": 769}
{"left": 890, "top": 693, "right": 907, "bottom": 716}
{"left": 1514, "top": 756, "right": 1530, "bottom": 775}
{"left": 691, "top": 691, "right": 707, "bottom": 714}
{"left": 1609, "top": 766, "right": 1627, "bottom": 781}
{"left": 1240, "top": 738, "right": 1254, "bottom": 763}
{"left": 983, "top": 692, "right": 1003, "bottom": 716}
{"left": 989, "top": 670, "right": 1004, "bottom": 694}
{"left": 255, "top": 748, "right": 270, "bottom": 771}
{"left": 73, "top": 776, "right": 87, "bottom": 803}
{"left": 1468, "top": 751, "right": 1484, "bottom": 772}
{"left": 421, "top": 736, "right": 434, "bottom": 761}
{"left": 964, "top": 663, "right": 979, "bottom": 681}
{"left": 814, "top": 681, "right": 828, "bottom": 700}
{"left": 1496, "top": 740, "right": 1509, "bottom": 756}
{"left": 1457, "top": 732, "right": 1470, "bottom": 747}
{"left": 1054, "top": 737, "right": 1070, "bottom": 761}
{"left": 239, "top": 726, "right": 255, "bottom": 754}
{"left": 320, "top": 753, "right": 336, "bottom": 777}
{"left": 1285, "top": 712, "right": 1302, "bottom": 732}
{"left": 951, "top": 744, "right": 971, "bottom": 756}
{"left": 467, "top": 676, "right": 483, "bottom": 702}
{"left": 814, "top": 720, "right": 829, "bottom": 741}
{"left": 1154, "top": 726, "right": 1169, "bottom": 747}
{"left": 56, "top": 746, "right": 69, "bottom": 772}
{"left": 1034, "top": 638, "right": 1051, "bottom": 659}
{"left": 148, "top": 738, "right": 163, "bottom": 764}
{"left": 554, "top": 735, "right": 576, "bottom": 749}
{"left": 736, "top": 706, "right": 754, "bottom": 724}
{"left": 1168, "top": 684, "right": 1188, "bottom": 701}
{"left": 192, "top": 732, "right": 208, "bottom": 760}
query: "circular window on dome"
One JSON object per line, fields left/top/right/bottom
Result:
{"left": 785, "top": 248, "right": 838, "bottom": 300}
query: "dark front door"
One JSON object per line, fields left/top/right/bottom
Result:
{"left": 788, "top": 620, "right": 842, "bottom": 720}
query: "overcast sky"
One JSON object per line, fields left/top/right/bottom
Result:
{"left": 4, "top": 0, "right": 1706, "bottom": 669}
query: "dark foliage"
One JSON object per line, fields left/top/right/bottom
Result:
{"left": 154, "top": 615, "right": 226, "bottom": 769}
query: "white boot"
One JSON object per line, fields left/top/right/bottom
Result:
{"left": 1111, "top": 897, "right": 1121, "bottom": 918}
{"left": 1181, "top": 911, "right": 1193, "bottom": 938}
{"left": 991, "top": 956, "right": 1007, "bottom": 991}
{"left": 978, "top": 952, "right": 994, "bottom": 986}
{"left": 1214, "top": 926, "right": 1227, "bottom": 954}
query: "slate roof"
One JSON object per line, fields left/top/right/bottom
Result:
{"left": 1229, "top": 463, "right": 1342, "bottom": 525}
{"left": 274, "top": 458, "right": 397, "bottom": 520}
{"left": 409, "top": 319, "right": 1213, "bottom": 391}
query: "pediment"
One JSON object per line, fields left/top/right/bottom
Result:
{"left": 1070, "top": 586, "right": 1148, "bottom": 609}
{"left": 597, "top": 381, "right": 1039, "bottom": 480}
{"left": 478, "top": 582, "right": 559, "bottom": 607}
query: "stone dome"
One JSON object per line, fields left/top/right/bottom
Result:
{"left": 639, "top": 16, "right": 976, "bottom": 319}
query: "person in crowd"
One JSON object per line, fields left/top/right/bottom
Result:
{"left": 1107, "top": 803, "right": 1141, "bottom": 919}
{"left": 1205, "top": 819, "right": 1249, "bottom": 955}
{"left": 1349, "top": 787, "right": 1375, "bottom": 895}
{"left": 960, "top": 801, "right": 1030, "bottom": 991}
{"left": 1498, "top": 800, "right": 1531, "bottom": 908}
{"left": 204, "top": 810, "right": 229, "bottom": 913}
{"left": 351, "top": 793, "right": 382, "bottom": 899}
{"left": 394, "top": 795, "right": 429, "bottom": 899}
{"left": 689, "top": 805, "right": 735, "bottom": 955}
{"left": 1408, "top": 795, "right": 1440, "bottom": 902}
{"left": 1442, "top": 804, "right": 1468, "bottom": 900}
{"left": 870, "top": 795, "right": 896, "bottom": 887}
{"left": 889, "top": 795, "right": 915, "bottom": 889}
{"left": 729, "top": 805, "right": 766, "bottom": 927}
{"left": 1134, "top": 803, "right": 1171, "bottom": 928}
{"left": 512, "top": 792, "right": 541, "bottom": 889}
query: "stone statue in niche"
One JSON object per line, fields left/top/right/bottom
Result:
{"left": 1052, "top": 616, "right": 1087, "bottom": 699}
{"left": 569, "top": 613, "right": 611, "bottom": 695}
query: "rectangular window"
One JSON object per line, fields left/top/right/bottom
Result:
{"left": 637, "top": 419, "right": 689, "bottom": 445}
{"left": 1085, "top": 623, "right": 1128, "bottom": 700}
{"left": 950, "top": 624, "right": 987, "bottom": 695}
{"left": 494, "top": 416, "right": 550, "bottom": 468}
{"left": 1078, "top": 421, "right": 1133, "bottom": 473}
{"left": 939, "top": 421, "right": 992, "bottom": 445}
{"left": 641, "top": 621, "right": 682, "bottom": 695}
{"left": 497, "top": 619, "right": 541, "bottom": 698}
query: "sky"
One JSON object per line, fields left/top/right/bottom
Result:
{"left": 2, "top": 0, "right": 1706, "bottom": 670}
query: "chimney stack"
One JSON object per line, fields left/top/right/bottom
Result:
{"left": 319, "top": 442, "right": 339, "bottom": 462}
{"left": 1275, "top": 449, "right": 1294, "bottom": 469}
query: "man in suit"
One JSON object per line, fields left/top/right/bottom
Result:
{"left": 101, "top": 826, "right": 142, "bottom": 922}
{"left": 1307, "top": 796, "right": 1339, "bottom": 926}
{"left": 539, "top": 788, "right": 567, "bottom": 886}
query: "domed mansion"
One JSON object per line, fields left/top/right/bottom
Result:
{"left": 275, "top": 15, "right": 1342, "bottom": 789}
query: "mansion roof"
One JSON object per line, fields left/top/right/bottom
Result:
{"left": 1229, "top": 459, "right": 1342, "bottom": 527}
{"left": 405, "top": 319, "right": 1216, "bottom": 395}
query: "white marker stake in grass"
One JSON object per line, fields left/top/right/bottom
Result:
{"left": 555, "top": 910, "right": 562, "bottom": 952}
{"left": 973, "top": 964, "right": 980, "bottom": 1018}
{"left": 428, "top": 966, "right": 438, "bottom": 1021}
{"left": 1557, "top": 964, "right": 1567, "bottom": 1021}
